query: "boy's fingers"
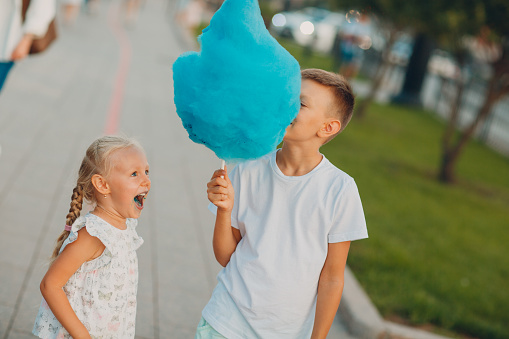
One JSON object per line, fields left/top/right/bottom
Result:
{"left": 211, "top": 169, "right": 227, "bottom": 180}
{"left": 208, "top": 185, "right": 229, "bottom": 195}
{"left": 222, "top": 165, "right": 233, "bottom": 184}
{"left": 207, "top": 177, "right": 228, "bottom": 188}
{"left": 219, "top": 165, "right": 228, "bottom": 179}
{"left": 208, "top": 192, "right": 228, "bottom": 202}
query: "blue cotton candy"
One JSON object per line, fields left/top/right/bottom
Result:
{"left": 173, "top": 0, "right": 301, "bottom": 161}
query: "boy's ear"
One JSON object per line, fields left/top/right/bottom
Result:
{"left": 91, "top": 174, "right": 111, "bottom": 195}
{"left": 318, "top": 119, "right": 341, "bottom": 138}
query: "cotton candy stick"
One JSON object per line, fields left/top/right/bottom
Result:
{"left": 220, "top": 159, "right": 225, "bottom": 179}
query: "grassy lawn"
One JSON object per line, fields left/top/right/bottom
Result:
{"left": 322, "top": 103, "right": 509, "bottom": 338}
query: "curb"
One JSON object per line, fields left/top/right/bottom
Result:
{"left": 340, "top": 266, "right": 451, "bottom": 339}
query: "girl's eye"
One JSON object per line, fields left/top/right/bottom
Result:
{"left": 145, "top": 170, "right": 149, "bottom": 176}
{"left": 131, "top": 172, "right": 137, "bottom": 177}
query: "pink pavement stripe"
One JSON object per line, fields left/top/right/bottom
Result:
{"left": 104, "top": 3, "right": 132, "bottom": 135}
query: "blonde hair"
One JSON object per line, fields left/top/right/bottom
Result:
{"left": 301, "top": 69, "right": 355, "bottom": 134}
{"left": 50, "top": 135, "right": 142, "bottom": 261}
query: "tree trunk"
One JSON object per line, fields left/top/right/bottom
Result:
{"left": 355, "top": 29, "right": 398, "bottom": 118}
{"left": 441, "top": 79, "right": 464, "bottom": 152}
{"left": 392, "top": 33, "right": 434, "bottom": 106}
{"left": 438, "top": 78, "right": 465, "bottom": 182}
{"left": 438, "top": 149, "right": 456, "bottom": 183}
{"left": 438, "top": 74, "right": 498, "bottom": 183}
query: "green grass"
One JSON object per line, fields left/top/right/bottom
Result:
{"left": 321, "top": 103, "right": 509, "bottom": 338}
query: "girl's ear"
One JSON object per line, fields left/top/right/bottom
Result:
{"left": 91, "top": 174, "right": 110, "bottom": 195}
{"left": 318, "top": 119, "right": 341, "bottom": 138}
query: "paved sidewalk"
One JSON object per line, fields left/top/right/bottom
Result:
{"left": 0, "top": 1, "right": 355, "bottom": 338}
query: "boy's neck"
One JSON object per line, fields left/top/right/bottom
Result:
{"left": 276, "top": 142, "right": 323, "bottom": 176}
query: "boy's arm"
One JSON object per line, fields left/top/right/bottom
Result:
{"left": 207, "top": 167, "right": 242, "bottom": 267}
{"left": 213, "top": 210, "right": 242, "bottom": 267}
{"left": 311, "top": 241, "right": 351, "bottom": 339}
{"left": 40, "top": 228, "right": 105, "bottom": 339}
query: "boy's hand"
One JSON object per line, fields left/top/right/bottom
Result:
{"left": 207, "top": 166, "right": 234, "bottom": 212}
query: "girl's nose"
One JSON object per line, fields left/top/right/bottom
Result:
{"left": 143, "top": 175, "right": 151, "bottom": 187}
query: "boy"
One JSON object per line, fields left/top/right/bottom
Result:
{"left": 199, "top": 69, "right": 368, "bottom": 338}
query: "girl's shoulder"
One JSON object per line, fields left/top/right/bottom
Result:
{"left": 66, "top": 214, "right": 143, "bottom": 255}
{"left": 67, "top": 213, "right": 121, "bottom": 255}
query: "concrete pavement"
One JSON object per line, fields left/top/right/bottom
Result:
{"left": 0, "top": 0, "right": 355, "bottom": 338}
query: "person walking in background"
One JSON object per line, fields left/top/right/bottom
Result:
{"left": 33, "top": 136, "right": 151, "bottom": 339}
{"left": 61, "top": 0, "right": 82, "bottom": 25}
{"left": 0, "top": 0, "right": 56, "bottom": 93}
{"left": 123, "top": 0, "right": 142, "bottom": 26}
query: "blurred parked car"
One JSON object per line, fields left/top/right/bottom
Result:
{"left": 428, "top": 49, "right": 461, "bottom": 80}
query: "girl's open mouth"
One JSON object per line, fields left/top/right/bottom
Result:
{"left": 134, "top": 192, "right": 147, "bottom": 209}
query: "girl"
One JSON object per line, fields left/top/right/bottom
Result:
{"left": 33, "top": 135, "right": 151, "bottom": 339}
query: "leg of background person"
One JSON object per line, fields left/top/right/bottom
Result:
{"left": 124, "top": 0, "right": 142, "bottom": 25}
{"left": 62, "top": 2, "right": 81, "bottom": 25}
{"left": 0, "top": 61, "right": 15, "bottom": 93}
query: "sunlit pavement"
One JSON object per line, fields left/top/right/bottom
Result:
{"left": 0, "top": 0, "right": 356, "bottom": 338}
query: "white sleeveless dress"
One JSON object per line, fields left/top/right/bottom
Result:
{"left": 33, "top": 213, "right": 143, "bottom": 339}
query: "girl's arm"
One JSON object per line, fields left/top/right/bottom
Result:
{"left": 40, "top": 228, "right": 105, "bottom": 339}
{"left": 207, "top": 167, "right": 241, "bottom": 267}
{"left": 311, "top": 241, "right": 351, "bottom": 339}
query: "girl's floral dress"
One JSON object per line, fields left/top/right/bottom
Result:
{"left": 33, "top": 213, "right": 143, "bottom": 339}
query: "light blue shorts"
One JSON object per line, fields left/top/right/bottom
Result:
{"left": 195, "top": 316, "right": 226, "bottom": 339}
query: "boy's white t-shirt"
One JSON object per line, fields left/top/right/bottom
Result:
{"left": 203, "top": 150, "right": 368, "bottom": 339}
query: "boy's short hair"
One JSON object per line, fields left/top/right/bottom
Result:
{"left": 301, "top": 69, "right": 355, "bottom": 137}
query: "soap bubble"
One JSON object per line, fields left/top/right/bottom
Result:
{"left": 345, "top": 10, "right": 360, "bottom": 24}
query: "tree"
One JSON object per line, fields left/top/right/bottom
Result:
{"left": 331, "top": 0, "right": 509, "bottom": 183}
{"left": 433, "top": 0, "right": 509, "bottom": 183}
{"left": 439, "top": 35, "right": 508, "bottom": 182}
{"left": 391, "top": 33, "right": 433, "bottom": 106}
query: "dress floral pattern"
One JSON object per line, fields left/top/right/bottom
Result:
{"left": 33, "top": 213, "right": 143, "bottom": 339}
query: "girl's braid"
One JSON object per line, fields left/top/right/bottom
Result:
{"left": 50, "top": 184, "right": 84, "bottom": 262}
{"left": 66, "top": 184, "right": 84, "bottom": 226}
